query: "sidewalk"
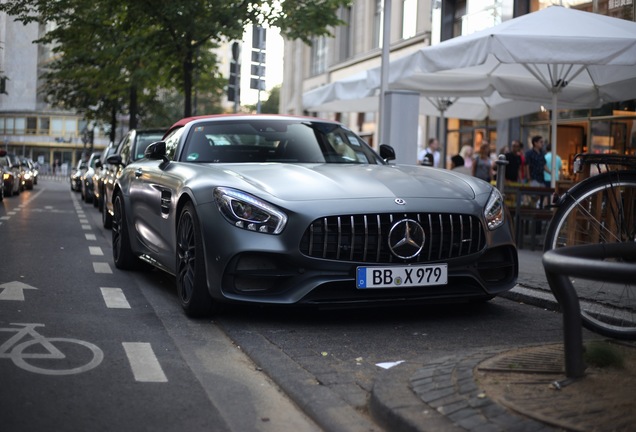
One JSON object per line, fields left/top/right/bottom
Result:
{"left": 369, "top": 249, "right": 636, "bottom": 432}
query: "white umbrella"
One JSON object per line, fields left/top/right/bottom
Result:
{"left": 302, "top": 68, "right": 540, "bottom": 120}
{"left": 376, "top": 6, "right": 636, "bottom": 186}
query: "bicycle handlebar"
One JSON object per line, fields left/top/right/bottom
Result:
{"left": 573, "top": 153, "right": 636, "bottom": 173}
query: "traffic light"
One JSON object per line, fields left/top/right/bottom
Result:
{"left": 228, "top": 42, "right": 240, "bottom": 102}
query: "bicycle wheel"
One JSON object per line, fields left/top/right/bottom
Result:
{"left": 544, "top": 170, "right": 636, "bottom": 339}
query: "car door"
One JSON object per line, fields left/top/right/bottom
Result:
{"left": 126, "top": 131, "right": 179, "bottom": 271}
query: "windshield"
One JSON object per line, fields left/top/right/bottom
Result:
{"left": 180, "top": 119, "right": 384, "bottom": 165}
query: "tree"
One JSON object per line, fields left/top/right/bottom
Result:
{"left": 245, "top": 85, "right": 280, "bottom": 114}
{"left": 1, "top": 0, "right": 352, "bottom": 121}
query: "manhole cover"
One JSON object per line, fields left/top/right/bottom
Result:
{"left": 478, "top": 344, "right": 564, "bottom": 374}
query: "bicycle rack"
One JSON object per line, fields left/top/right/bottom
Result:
{"left": 542, "top": 242, "right": 636, "bottom": 378}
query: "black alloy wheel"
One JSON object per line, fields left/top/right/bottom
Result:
{"left": 112, "top": 192, "right": 140, "bottom": 270}
{"left": 176, "top": 202, "right": 214, "bottom": 317}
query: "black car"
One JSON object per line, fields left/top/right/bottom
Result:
{"left": 80, "top": 152, "right": 101, "bottom": 203}
{"left": 70, "top": 159, "right": 88, "bottom": 192}
{"left": 102, "top": 128, "right": 166, "bottom": 228}
{"left": 0, "top": 150, "right": 23, "bottom": 197}
{"left": 20, "top": 157, "right": 36, "bottom": 190}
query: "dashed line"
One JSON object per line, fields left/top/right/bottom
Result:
{"left": 79, "top": 218, "right": 89, "bottom": 224}
{"left": 81, "top": 224, "right": 91, "bottom": 230}
{"left": 100, "top": 287, "right": 131, "bottom": 309}
{"left": 85, "top": 234, "right": 97, "bottom": 240}
{"left": 93, "top": 262, "right": 113, "bottom": 274}
{"left": 89, "top": 246, "right": 104, "bottom": 256}
{"left": 122, "top": 342, "right": 168, "bottom": 382}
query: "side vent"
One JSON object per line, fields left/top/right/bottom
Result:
{"left": 160, "top": 190, "right": 171, "bottom": 215}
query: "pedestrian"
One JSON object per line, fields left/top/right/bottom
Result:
{"left": 543, "top": 143, "right": 562, "bottom": 187}
{"left": 517, "top": 141, "right": 527, "bottom": 184}
{"left": 418, "top": 138, "right": 441, "bottom": 168}
{"left": 524, "top": 135, "right": 546, "bottom": 187}
{"left": 450, "top": 154, "right": 471, "bottom": 175}
{"left": 472, "top": 142, "right": 494, "bottom": 182}
{"left": 459, "top": 145, "right": 474, "bottom": 171}
{"left": 504, "top": 140, "right": 522, "bottom": 183}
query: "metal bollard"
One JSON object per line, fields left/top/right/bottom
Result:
{"left": 495, "top": 154, "right": 508, "bottom": 195}
{"left": 542, "top": 242, "right": 636, "bottom": 378}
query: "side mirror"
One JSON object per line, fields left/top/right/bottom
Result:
{"left": 95, "top": 160, "right": 102, "bottom": 169}
{"left": 107, "top": 154, "right": 124, "bottom": 166}
{"left": 145, "top": 141, "right": 168, "bottom": 161}
{"left": 379, "top": 144, "right": 396, "bottom": 162}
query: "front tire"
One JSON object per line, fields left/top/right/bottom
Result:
{"left": 176, "top": 202, "right": 215, "bottom": 317}
{"left": 112, "top": 192, "right": 142, "bottom": 270}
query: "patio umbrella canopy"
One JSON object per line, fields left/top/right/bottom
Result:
{"left": 373, "top": 6, "right": 636, "bottom": 186}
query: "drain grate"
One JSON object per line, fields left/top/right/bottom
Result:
{"left": 478, "top": 344, "right": 565, "bottom": 374}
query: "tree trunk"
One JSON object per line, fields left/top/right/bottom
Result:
{"left": 110, "top": 105, "right": 117, "bottom": 143}
{"left": 183, "top": 48, "right": 194, "bottom": 118}
{"left": 129, "top": 86, "right": 138, "bottom": 129}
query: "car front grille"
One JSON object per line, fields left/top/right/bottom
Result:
{"left": 300, "top": 213, "right": 486, "bottom": 263}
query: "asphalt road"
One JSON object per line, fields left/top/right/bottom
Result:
{"left": 1, "top": 177, "right": 574, "bottom": 432}
{"left": 0, "top": 178, "right": 320, "bottom": 432}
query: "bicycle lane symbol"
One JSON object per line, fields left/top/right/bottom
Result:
{"left": 0, "top": 323, "right": 104, "bottom": 375}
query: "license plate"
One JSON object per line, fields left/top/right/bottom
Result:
{"left": 356, "top": 264, "right": 448, "bottom": 289}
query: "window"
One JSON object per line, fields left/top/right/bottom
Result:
{"left": 15, "top": 118, "right": 26, "bottom": 134}
{"left": 51, "top": 118, "right": 64, "bottom": 135}
{"left": 65, "top": 118, "right": 77, "bottom": 137}
{"left": 39, "top": 117, "right": 50, "bottom": 135}
{"left": 402, "top": 0, "right": 418, "bottom": 39}
{"left": 26, "top": 117, "right": 37, "bottom": 134}
{"left": 310, "top": 36, "right": 327, "bottom": 76}
{"left": 337, "top": 7, "right": 353, "bottom": 62}
{"left": 374, "top": 0, "right": 384, "bottom": 48}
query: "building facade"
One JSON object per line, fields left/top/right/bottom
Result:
{"left": 280, "top": 0, "right": 636, "bottom": 175}
{"left": 0, "top": 14, "right": 109, "bottom": 175}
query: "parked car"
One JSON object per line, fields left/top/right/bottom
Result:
{"left": 70, "top": 159, "right": 88, "bottom": 192}
{"left": 93, "top": 142, "right": 117, "bottom": 211}
{"left": 0, "top": 150, "right": 23, "bottom": 197}
{"left": 110, "top": 114, "right": 517, "bottom": 317}
{"left": 80, "top": 152, "right": 101, "bottom": 203}
{"left": 102, "top": 128, "right": 165, "bottom": 228}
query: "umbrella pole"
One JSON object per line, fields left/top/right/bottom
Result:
{"left": 440, "top": 110, "right": 447, "bottom": 168}
{"left": 551, "top": 92, "right": 558, "bottom": 189}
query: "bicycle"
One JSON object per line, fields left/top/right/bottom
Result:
{"left": 543, "top": 153, "right": 636, "bottom": 340}
{"left": 0, "top": 322, "right": 104, "bottom": 375}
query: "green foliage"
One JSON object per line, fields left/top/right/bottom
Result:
{"left": 584, "top": 340, "right": 625, "bottom": 369}
{"left": 0, "top": 0, "right": 351, "bottom": 126}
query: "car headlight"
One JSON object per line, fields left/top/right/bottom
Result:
{"left": 484, "top": 188, "right": 505, "bottom": 230}
{"left": 214, "top": 187, "right": 287, "bottom": 234}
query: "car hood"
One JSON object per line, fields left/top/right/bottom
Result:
{"left": 208, "top": 163, "right": 478, "bottom": 201}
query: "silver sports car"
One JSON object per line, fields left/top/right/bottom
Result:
{"left": 111, "top": 114, "right": 517, "bottom": 316}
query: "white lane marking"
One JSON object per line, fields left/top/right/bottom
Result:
{"left": 122, "top": 342, "right": 168, "bottom": 382}
{"left": 0, "top": 281, "right": 38, "bottom": 301}
{"left": 93, "top": 262, "right": 112, "bottom": 274}
{"left": 79, "top": 219, "right": 89, "bottom": 224}
{"left": 81, "top": 224, "right": 91, "bottom": 230}
{"left": 89, "top": 246, "right": 104, "bottom": 256}
{"left": 100, "top": 287, "right": 131, "bottom": 309}
{"left": 85, "top": 234, "right": 96, "bottom": 240}
{"left": 0, "top": 216, "right": 9, "bottom": 221}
